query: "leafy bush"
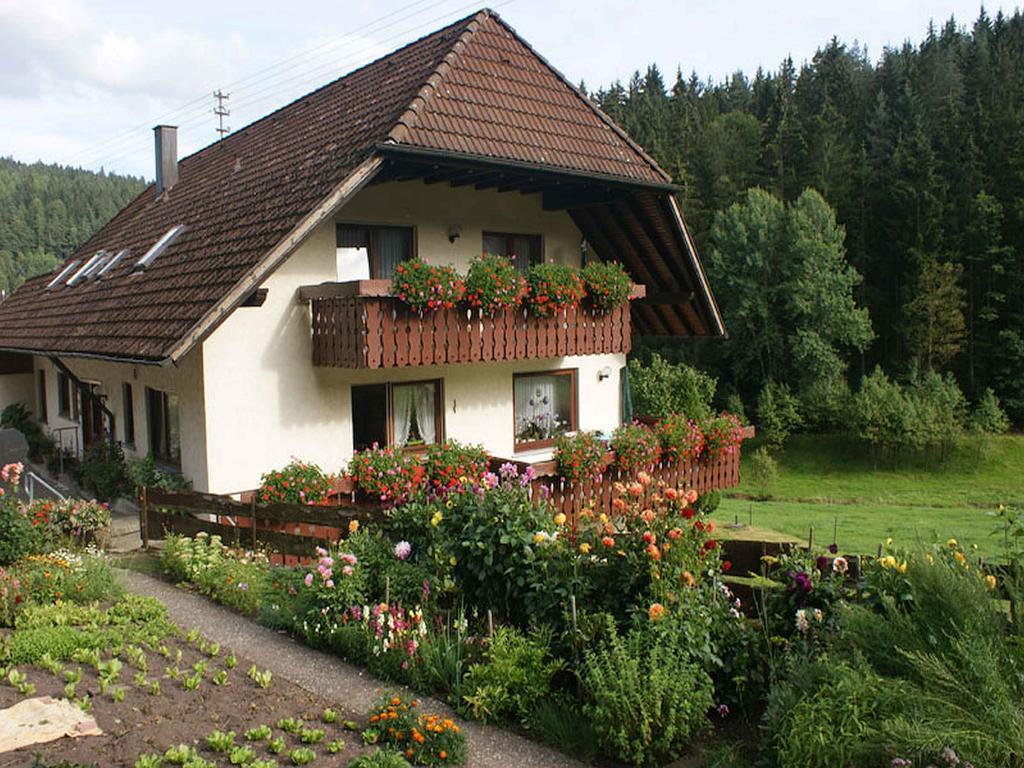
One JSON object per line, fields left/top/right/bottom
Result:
{"left": 581, "top": 260, "right": 631, "bottom": 312}
{"left": 610, "top": 423, "right": 661, "bottom": 473}
{"left": 461, "top": 626, "right": 562, "bottom": 724}
{"left": 627, "top": 353, "right": 715, "bottom": 420}
{"left": 125, "top": 454, "right": 191, "bottom": 494}
{"left": 581, "top": 618, "right": 713, "bottom": 766}
{"left": 392, "top": 259, "right": 465, "bottom": 313}
{"left": 348, "top": 446, "right": 424, "bottom": 505}
{"left": 160, "top": 533, "right": 268, "bottom": 615}
{"left": 553, "top": 431, "right": 605, "bottom": 484}
{"left": 258, "top": 460, "right": 332, "bottom": 504}
{"left": 13, "top": 550, "right": 122, "bottom": 605}
{"left": 701, "top": 412, "right": 744, "bottom": 462}
{"left": 421, "top": 440, "right": 488, "bottom": 496}
{"left": 75, "top": 440, "right": 126, "bottom": 501}
{"left": 756, "top": 380, "right": 802, "bottom": 449}
{"left": 524, "top": 262, "right": 585, "bottom": 316}
{"left": 761, "top": 654, "right": 901, "bottom": 768}
{"left": 346, "top": 750, "right": 412, "bottom": 768}
{"left": 748, "top": 446, "right": 778, "bottom": 500}
{"left": 693, "top": 490, "right": 720, "bottom": 515}
{"left": 0, "top": 496, "right": 40, "bottom": 566}
{"left": 969, "top": 387, "right": 1010, "bottom": 435}
{"left": 366, "top": 692, "right": 466, "bottom": 766}
{"left": 345, "top": 529, "right": 434, "bottom": 608}
{"left": 463, "top": 254, "right": 525, "bottom": 315}
{"left": 799, "top": 372, "right": 851, "bottom": 432}
{"left": 656, "top": 414, "right": 704, "bottom": 463}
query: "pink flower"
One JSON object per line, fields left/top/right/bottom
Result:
{"left": 342, "top": 565, "right": 353, "bottom": 576}
{"left": 325, "top": 579, "right": 334, "bottom": 588}
{"left": 304, "top": 573, "right": 314, "bottom": 587}
{"left": 394, "top": 541, "right": 412, "bottom": 560}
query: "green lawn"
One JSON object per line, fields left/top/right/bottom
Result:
{"left": 710, "top": 433, "right": 1023, "bottom": 558}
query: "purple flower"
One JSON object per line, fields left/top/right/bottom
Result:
{"left": 716, "top": 703, "right": 730, "bottom": 718}
{"left": 816, "top": 555, "right": 830, "bottom": 573}
{"left": 828, "top": 543, "right": 838, "bottom": 554}
{"left": 394, "top": 541, "right": 412, "bottom": 560}
{"left": 238, "top": 582, "right": 249, "bottom": 592}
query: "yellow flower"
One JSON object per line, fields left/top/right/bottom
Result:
{"left": 553, "top": 512, "right": 567, "bottom": 526}
{"left": 533, "top": 532, "right": 547, "bottom": 544}
{"left": 598, "top": 513, "right": 608, "bottom": 524}
{"left": 879, "top": 555, "right": 897, "bottom": 570}
{"left": 886, "top": 537, "right": 893, "bottom": 547}
{"left": 947, "top": 538, "right": 959, "bottom": 549}
{"left": 579, "top": 543, "right": 591, "bottom": 555}
{"left": 926, "top": 553, "right": 934, "bottom": 564}
{"left": 986, "top": 574, "right": 998, "bottom": 590}
{"left": 955, "top": 550, "right": 966, "bottom": 566}
{"left": 449, "top": 556, "right": 457, "bottom": 566}
{"left": 348, "top": 520, "right": 360, "bottom": 534}
{"left": 431, "top": 512, "right": 443, "bottom": 527}
{"left": 897, "top": 561, "right": 908, "bottom": 574}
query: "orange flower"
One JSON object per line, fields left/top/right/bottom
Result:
{"left": 664, "top": 487, "right": 678, "bottom": 500}
{"left": 349, "top": 519, "right": 360, "bottom": 534}
{"left": 628, "top": 482, "right": 644, "bottom": 497}
{"left": 641, "top": 509, "right": 655, "bottom": 524}
{"left": 440, "top": 750, "right": 448, "bottom": 760}
{"left": 601, "top": 536, "right": 615, "bottom": 548}
{"left": 682, "top": 570, "right": 696, "bottom": 587}
{"left": 685, "top": 489, "right": 699, "bottom": 504}
{"left": 646, "top": 543, "right": 661, "bottom": 561}
{"left": 648, "top": 602, "right": 666, "bottom": 621}
{"left": 637, "top": 471, "right": 651, "bottom": 486}
{"left": 612, "top": 497, "right": 627, "bottom": 512}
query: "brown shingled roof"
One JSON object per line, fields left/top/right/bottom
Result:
{"left": 0, "top": 9, "right": 718, "bottom": 363}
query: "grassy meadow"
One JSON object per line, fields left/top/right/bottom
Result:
{"left": 711, "top": 433, "right": 1024, "bottom": 558}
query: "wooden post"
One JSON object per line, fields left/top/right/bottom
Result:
{"left": 833, "top": 516, "right": 838, "bottom": 550}
{"left": 385, "top": 576, "right": 391, "bottom": 606}
{"left": 570, "top": 595, "right": 578, "bottom": 635}
{"left": 140, "top": 486, "right": 149, "bottom": 550}
{"left": 487, "top": 609, "right": 494, "bottom": 638}
{"left": 250, "top": 496, "right": 257, "bottom": 552}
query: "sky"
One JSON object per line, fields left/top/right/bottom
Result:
{"left": 1, "top": 0, "right": 1017, "bottom": 178}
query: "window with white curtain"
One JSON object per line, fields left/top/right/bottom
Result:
{"left": 351, "top": 379, "right": 442, "bottom": 451}
{"left": 513, "top": 369, "right": 576, "bottom": 449}
{"left": 336, "top": 224, "right": 413, "bottom": 281}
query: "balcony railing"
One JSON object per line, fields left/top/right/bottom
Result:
{"left": 299, "top": 279, "right": 641, "bottom": 369}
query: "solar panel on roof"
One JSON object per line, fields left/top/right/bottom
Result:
{"left": 134, "top": 225, "right": 186, "bottom": 272}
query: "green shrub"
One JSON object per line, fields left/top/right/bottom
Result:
{"left": 627, "top": 353, "right": 716, "bottom": 420}
{"left": 7, "top": 625, "right": 106, "bottom": 663}
{"left": 463, "top": 254, "right": 525, "bottom": 315}
{"left": 851, "top": 368, "right": 916, "bottom": 460}
{"left": 461, "top": 626, "right": 562, "bottom": 724}
{"left": 693, "top": 490, "right": 721, "bottom": 515}
{"left": 346, "top": 529, "right": 433, "bottom": 608}
{"left": 345, "top": 750, "right": 412, "bottom": 768}
{"left": 799, "top": 373, "right": 851, "bottom": 432}
{"left": 581, "top": 618, "right": 713, "bottom": 766}
{"left": 581, "top": 260, "right": 631, "bottom": 312}
{"left": 125, "top": 455, "right": 191, "bottom": 494}
{"left": 13, "top": 550, "right": 121, "bottom": 605}
{"left": 524, "top": 262, "right": 585, "bottom": 316}
{"left": 761, "top": 654, "right": 901, "bottom": 768}
{"left": 969, "top": 387, "right": 1010, "bottom": 435}
{"left": 748, "top": 446, "right": 778, "bottom": 500}
{"left": 756, "top": 380, "right": 802, "bottom": 449}
{"left": 75, "top": 440, "right": 126, "bottom": 501}
{"left": 0, "top": 497, "right": 41, "bottom": 566}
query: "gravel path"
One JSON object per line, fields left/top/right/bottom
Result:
{"left": 117, "top": 570, "right": 585, "bottom": 768}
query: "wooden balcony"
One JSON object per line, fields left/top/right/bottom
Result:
{"left": 299, "top": 279, "right": 640, "bottom": 369}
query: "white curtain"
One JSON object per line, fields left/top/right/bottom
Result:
{"left": 414, "top": 383, "right": 437, "bottom": 444}
{"left": 515, "top": 377, "right": 557, "bottom": 438}
{"left": 392, "top": 384, "right": 415, "bottom": 446}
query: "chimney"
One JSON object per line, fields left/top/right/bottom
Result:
{"left": 154, "top": 125, "right": 178, "bottom": 195}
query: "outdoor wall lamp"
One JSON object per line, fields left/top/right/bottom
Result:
{"left": 598, "top": 366, "right": 612, "bottom": 381}
{"left": 447, "top": 224, "right": 462, "bottom": 244}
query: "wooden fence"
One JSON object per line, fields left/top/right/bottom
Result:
{"left": 139, "top": 487, "right": 382, "bottom": 560}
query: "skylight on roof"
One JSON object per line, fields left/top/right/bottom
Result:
{"left": 134, "top": 225, "right": 186, "bottom": 272}
{"left": 46, "top": 260, "right": 81, "bottom": 290}
{"left": 96, "top": 249, "right": 128, "bottom": 279}
{"left": 66, "top": 251, "right": 108, "bottom": 286}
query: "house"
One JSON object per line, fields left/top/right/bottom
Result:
{"left": 0, "top": 9, "right": 724, "bottom": 495}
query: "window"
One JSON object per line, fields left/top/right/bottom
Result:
{"left": 57, "top": 373, "right": 73, "bottom": 419}
{"left": 336, "top": 224, "right": 413, "bottom": 281}
{"left": 483, "top": 232, "right": 542, "bottom": 276}
{"left": 46, "top": 260, "right": 81, "bottom": 290}
{"left": 513, "top": 369, "right": 577, "bottom": 450}
{"left": 96, "top": 249, "right": 128, "bottom": 279}
{"left": 147, "top": 387, "right": 180, "bottom": 466}
{"left": 135, "top": 225, "right": 186, "bottom": 272}
{"left": 122, "top": 383, "right": 135, "bottom": 447}
{"left": 37, "top": 370, "right": 47, "bottom": 423}
{"left": 351, "top": 379, "right": 442, "bottom": 452}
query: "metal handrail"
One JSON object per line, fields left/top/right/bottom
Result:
{"left": 23, "top": 470, "right": 67, "bottom": 504}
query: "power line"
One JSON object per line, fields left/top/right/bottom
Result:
{"left": 62, "top": 0, "right": 460, "bottom": 167}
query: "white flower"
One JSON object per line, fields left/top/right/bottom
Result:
{"left": 795, "top": 609, "right": 809, "bottom": 634}
{"left": 832, "top": 556, "right": 849, "bottom": 575}
{"left": 813, "top": 608, "right": 824, "bottom": 623}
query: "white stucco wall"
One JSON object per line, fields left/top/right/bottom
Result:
{"left": 0, "top": 373, "right": 34, "bottom": 414}
{"left": 30, "top": 352, "right": 208, "bottom": 489}
{"left": 199, "top": 180, "right": 623, "bottom": 494}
